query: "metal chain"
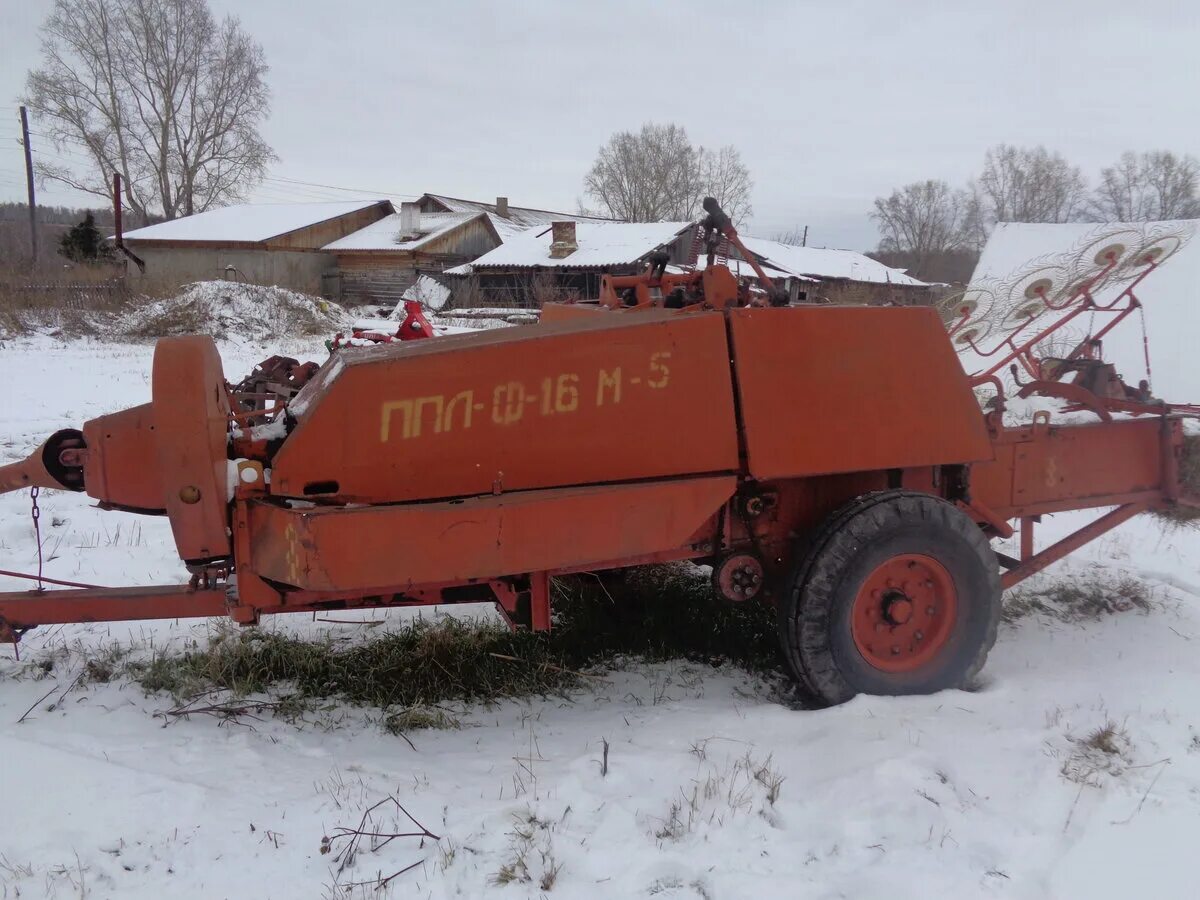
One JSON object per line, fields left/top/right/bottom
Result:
{"left": 1139, "top": 304, "right": 1153, "bottom": 390}
{"left": 30, "top": 486, "right": 44, "bottom": 591}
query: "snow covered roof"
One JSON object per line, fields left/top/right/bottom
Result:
{"left": 121, "top": 200, "right": 390, "bottom": 244}
{"left": 449, "top": 221, "right": 693, "bottom": 272}
{"left": 683, "top": 254, "right": 809, "bottom": 283}
{"left": 741, "top": 237, "right": 927, "bottom": 286}
{"left": 422, "top": 193, "right": 610, "bottom": 229}
{"left": 485, "top": 213, "right": 538, "bottom": 242}
{"left": 322, "top": 211, "right": 490, "bottom": 252}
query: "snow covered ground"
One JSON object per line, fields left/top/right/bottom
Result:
{"left": 2, "top": 335, "right": 1200, "bottom": 899}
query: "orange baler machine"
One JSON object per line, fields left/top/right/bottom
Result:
{"left": 0, "top": 301, "right": 1194, "bottom": 704}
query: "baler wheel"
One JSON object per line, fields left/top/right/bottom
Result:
{"left": 780, "top": 491, "right": 1000, "bottom": 706}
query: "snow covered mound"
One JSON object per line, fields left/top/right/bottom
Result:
{"left": 114, "top": 281, "right": 351, "bottom": 341}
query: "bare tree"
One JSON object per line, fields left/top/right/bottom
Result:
{"left": 871, "top": 180, "right": 972, "bottom": 279}
{"left": 24, "top": 0, "right": 274, "bottom": 223}
{"left": 697, "top": 145, "right": 752, "bottom": 224}
{"left": 977, "top": 144, "right": 1087, "bottom": 225}
{"left": 583, "top": 123, "right": 753, "bottom": 223}
{"left": 1089, "top": 151, "right": 1200, "bottom": 221}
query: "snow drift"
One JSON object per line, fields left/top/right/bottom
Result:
{"left": 114, "top": 281, "right": 351, "bottom": 341}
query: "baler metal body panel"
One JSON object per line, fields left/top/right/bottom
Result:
{"left": 972, "top": 416, "right": 1176, "bottom": 518}
{"left": 728, "top": 306, "right": 995, "bottom": 479}
{"left": 250, "top": 476, "right": 735, "bottom": 592}
{"left": 271, "top": 311, "right": 740, "bottom": 503}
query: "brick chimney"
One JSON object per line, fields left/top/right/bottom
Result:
{"left": 549, "top": 221, "right": 578, "bottom": 259}
{"left": 495, "top": 196, "right": 509, "bottom": 218}
{"left": 399, "top": 201, "right": 421, "bottom": 237}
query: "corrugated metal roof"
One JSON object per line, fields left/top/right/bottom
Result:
{"left": 743, "top": 237, "right": 927, "bottom": 286}
{"left": 423, "top": 194, "right": 611, "bottom": 229}
{"left": 449, "top": 221, "right": 693, "bottom": 272}
{"left": 121, "top": 200, "right": 390, "bottom": 243}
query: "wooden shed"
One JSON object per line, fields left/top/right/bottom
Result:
{"left": 120, "top": 200, "right": 393, "bottom": 295}
{"left": 323, "top": 205, "right": 503, "bottom": 307}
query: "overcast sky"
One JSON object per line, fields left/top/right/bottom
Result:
{"left": 2, "top": 0, "right": 1198, "bottom": 250}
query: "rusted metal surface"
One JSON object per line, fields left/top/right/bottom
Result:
{"left": 728, "top": 306, "right": 994, "bottom": 479}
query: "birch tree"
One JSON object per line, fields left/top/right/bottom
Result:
{"left": 24, "top": 0, "right": 274, "bottom": 223}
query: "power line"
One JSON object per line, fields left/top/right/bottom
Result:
{"left": 263, "top": 173, "right": 417, "bottom": 199}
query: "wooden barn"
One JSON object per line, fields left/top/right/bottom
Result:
{"left": 120, "top": 200, "right": 392, "bottom": 295}
{"left": 324, "top": 204, "right": 502, "bottom": 306}
{"left": 325, "top": 196, "right": 611, "bottom": 307}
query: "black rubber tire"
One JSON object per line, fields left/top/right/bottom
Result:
{"left": 779, "top": 491, "right": 1001, "bottom": 706}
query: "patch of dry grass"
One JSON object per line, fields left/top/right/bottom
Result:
{"left": 1004, "top": 574, "right": 1153, "bottom": 623}
{"left": 1153, "top": 434, "right": 1200, "bottom": 528}
{"left": 121, "top": 565, "right": 782, "bottom": 732}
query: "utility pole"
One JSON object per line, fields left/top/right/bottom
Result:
{"left": 19, "top": 105, "right": 37, "bottom": 263}
{"left": 802, "top": 225, "right": 808, "bottom": 248}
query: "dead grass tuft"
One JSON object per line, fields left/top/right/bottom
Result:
{"left": 1152, "top": 434, "right": 1200, "bottom": 528}
{"left": 1004, "top": 574, "right": 1153, "bottom": 623}
{"left": 1082, "top": 721, "right": 1125, "bottom": 756}
{"left": 121, "top": 564, "right": 783, "bottom": 732}
{"left": 1060, "top": 718, "right": 1133, "bottom": 784}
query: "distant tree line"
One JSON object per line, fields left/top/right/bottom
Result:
{"left": 872, "top": 146, "right": 1200, "bottom": 281}
{"left": 0, "top": 202, "right": 165, "bottom": 269}
{"left": 0, "top": 201, "right": 113, "bottom": 226}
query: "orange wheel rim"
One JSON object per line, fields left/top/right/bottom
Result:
{"left": 850, "top": 554, "right": 958, "bottom": 673}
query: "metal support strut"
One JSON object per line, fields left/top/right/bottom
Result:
{"left": 1000, "top": 503, "right": 1148, "bottom": 590}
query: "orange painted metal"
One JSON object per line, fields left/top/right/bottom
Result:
{"left": 1000, "top": 503, "right": 1149, "bottom": 590}
{"left": 150, "top": 337, "right": 233, "bottom": 561}
{"left": 271, "top": 311, "right": 739, "bottom": 504}
{"left": 82, "top": 404, "right": 164, "bottom": 511}
{"left": 0, "top": 440, "right": 69, "bottom": 494}
{"left": 539, "top": 302, "right": 606, "bottom": 325}
{"left": 0, "top": 584, "right": 228, "bottom": 630}
{"left": 598, "top": 267, "right": 742, "bottom": 311}
{"left": 851, "top": 553, "right": 957, "bottom": 673}
{"left": 249, "top": 476, "right": 734, "bottom": 593}
{"left": 727, "top": 306, "right": 994, "bottom": 479}
{"left": 972, "top": 417, "right": 1169, "bottom": 519}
